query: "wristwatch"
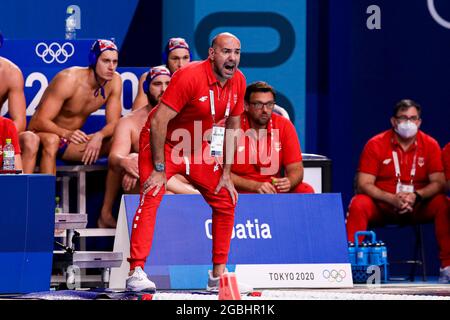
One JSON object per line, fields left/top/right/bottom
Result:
{"left": 413, "top": 191, "right": 423, "bottom": 204}
{"left": 154, "top": 162, "right": 165, "bottom": 172}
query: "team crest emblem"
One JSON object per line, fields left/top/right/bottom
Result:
{"left": 418, "top": 157, "right": 425, "bottom": 167}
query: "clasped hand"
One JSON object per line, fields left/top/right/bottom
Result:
{"left": 393, "top": 192, "right": 415, "bottom": 214}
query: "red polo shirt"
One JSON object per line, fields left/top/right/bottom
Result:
{"left": 358, "top": 129, "right": 443, "bottom": 194}
{"left": 231, "top": 112, "right": 302, "bottom": 182}
{"left": 158, "top": 59, "right": 245, "bottom": 152}
{"left": 443, "top": 142, "right": 450, "bottom": 181}
{"left": 0, "top": 116, "right": 21, "bottom": 164}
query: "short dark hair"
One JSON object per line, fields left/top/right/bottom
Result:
{"left": 244, "top": 81, "right": 276, "bottom": 103}
{"left": 393, "top": 99, "right": 422, "bottom": 118}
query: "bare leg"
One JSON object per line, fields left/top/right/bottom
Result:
{"left": 125, "top": 183, "right": 140, "bottom": 195}
{"left": 36, "top": 132, "right": 60, "bottom": 175}
{"left": 19, "top": 131, "right": 40, "bottom": 174}
{"left": 61, "top": 136, "right": 112, "bottom": 162}
{"left": 166, "top": 174, "right": 200, "bottom": 194}
{"left": 98, "top": 168, "right": 121, "bottom": 228}
{"left": 212, "top": 263, "right": 226, "bottom": 277}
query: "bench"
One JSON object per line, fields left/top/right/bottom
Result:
{"left": 53, "top": 213, "right": 122, "bottom": 288}
{"left": 54, "top": 157, "right": 109, "bottom": 214}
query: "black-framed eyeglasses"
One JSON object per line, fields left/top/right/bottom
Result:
{"left": 395, "top": 115, "right": 420, "bottom": 122}
{"left": 249, "top": 101, "right": 276, "bottom": 110}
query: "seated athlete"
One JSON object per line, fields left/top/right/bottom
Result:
{"left": 131, "top": 37, "right": 191, "bottom": 111}
{"left": 28, "top": 39, "right": 122, "bottom": 174}
{"left": 0, "top": 31, "right": 40, "bottom": 173}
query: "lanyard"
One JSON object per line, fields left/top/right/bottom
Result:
{"left": 209, "top": 85, "right": 231, "bottom": 125}
{"left": 392, "top": 150, "right": 417, "bottom": 185}
{"left": 244, "top": 116, "right": 275, "bottom": 166}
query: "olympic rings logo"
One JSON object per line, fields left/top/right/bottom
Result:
{"left": 35, "top": 42, "right": 75, "bottom": 64}
{"left": 322, "top": 269, "right": 347, "bottom": 282}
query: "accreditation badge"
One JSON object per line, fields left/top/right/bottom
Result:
{"left": 396, "top": 182, "right": 414, "bottom": 194}
{"left": 210, "top": 125, "right": 225, "bottom": 157}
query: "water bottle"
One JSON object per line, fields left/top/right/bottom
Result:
{"left": 370, "top": 242, "right": 383, "bottom": 266}
{"left": 379, "top": 241, "right": 388, "bottom": 265}
{"left": 348, "top": 241, "right": 356, "bottom": 265}
{"left": 2, "top": 138, "right": 15, "bottom": 170}
{"left": 55, "top": 196, "right": 62, "bottom": 214}
{"left": 65, "top": 15, "right": 76, "bottom": 40}
{"left": 357, "top": 242, "right": 370, "bottom": 265}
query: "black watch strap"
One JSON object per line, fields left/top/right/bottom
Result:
{"left": 414, "top": 191, "right": 423, "bottom": 204}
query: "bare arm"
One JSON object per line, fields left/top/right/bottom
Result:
{"left": 108, "top": 118, "right": 138, "bottom": 178}
{"left": 285, "top": 162, "right": 303, "bottom": 187}
{"left": 273, "top": 161, "right": 303, "bottom": 193}
{"left": 231, "top": 173, "right": 261, "bottom": 192}
{"left": 131, "top": 72, "right": 148, "bottom": 111}
{"left": 98, "top": 74, "right": 123, "bottom": 139}
{"left": 7, "top": 65, "right": 26, "bottom": 133}
{"left": 150, "top": 103, "right": 178, "bottom": 166}
{"left": 15, "top": 154, "right": 23, "bottom": 171}
{"left": 223, "top": 115, "right": 241, "bottom": 173}
{"left": 215, "top": 115, "right": 241, "bottom": 203}
{"left": 141, "top": 103, "right": 178, "bottom": 196}
{"left": 357, "top": 172, "right": 408, "bottom": 210}
{"left": 231, "top": 172, "right": 277, "bottom": 194}
{"left": 412, "top": 172, "right": 446, "bottom": 201}
{"left": 28, "top": 72, "right": 75, "bottom": 138}
{"left": 82, "top": 74, "right": 123, "bottom": 165}
{"left": 358, "top": 172, "right": 394, "bottom": 203}
{"left": 397, "top": 172, "right": 446, "bottom": 212}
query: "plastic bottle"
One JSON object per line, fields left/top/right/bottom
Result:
{"left": 370, "top": 242, "right": 383, "bottom": 266}
{"left": 348, "top": 241, "right": 356, "bottom": 265}
{"left": 65, "top": 15, "right": 76, "bottom": 40}
{"left": 357, "top": 242, "right": 370, "bottom": 266}
{"left": 55, "top": 196, "right": 62, "bottom": 214}
{"left": 379, "top": 241, "right": 388, "bottom": 265}
{"left": 2, "top": 138, "right": 15, "bottom": 170}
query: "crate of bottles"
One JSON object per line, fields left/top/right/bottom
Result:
{"left": 349, "top": 231, "right": 388, "bottom": 283}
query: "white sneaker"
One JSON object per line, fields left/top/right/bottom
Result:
{"left": 206, "top": 270, "right": 253, "bottom": 294}
{"left": 206, "top": 270, "right": 221, "bottom": 292}
{"left": 126, "top": 266, "right": 156, "bottom": 292}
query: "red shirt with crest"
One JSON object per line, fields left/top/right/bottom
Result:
{"left": 358, "top": 129, "right": 443, "bottom": 194}
{"left": 231, "top": 112, "right": 303, "bottom": 182}
{"left": 144, "top": 59, "right": 245, "bottom": 154}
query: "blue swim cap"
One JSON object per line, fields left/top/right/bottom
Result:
{"left": 143, "top": 65, "right": 171, "bottom": 94}
{"left": 88, "top": 39, "right": 118, "bottom": 67}
{"left": 162, "top": 37, "right": 190, "bottom": 65}
{"left": 88, "top": 39, "right": 118, "bottom": 99}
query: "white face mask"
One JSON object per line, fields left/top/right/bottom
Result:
{"left": 395, "top": 121, "right": 418, "bottom": 139}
